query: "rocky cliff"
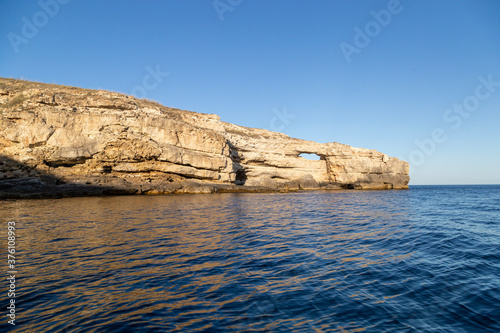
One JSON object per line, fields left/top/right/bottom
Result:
{"left": 0, "top": 78, "right": 409, "bottom": 198}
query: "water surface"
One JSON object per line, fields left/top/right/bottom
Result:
{"left": 1, "top": 186, "right": 499, "bottom": 332}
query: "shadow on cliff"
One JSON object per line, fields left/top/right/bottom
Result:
{"left": 0, "top": 155, "right": 133, "bottom": 199}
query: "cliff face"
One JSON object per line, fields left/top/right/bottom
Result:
{"left": 0, "top": 78, "right": 409, "bottom": 197}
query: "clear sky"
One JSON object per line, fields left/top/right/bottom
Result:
{"left": 1, "top": 0, "right": 499, "bottom": 185}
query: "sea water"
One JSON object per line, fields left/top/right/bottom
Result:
{"left": 1, "top": 185, "right": 499, "bottom": 332}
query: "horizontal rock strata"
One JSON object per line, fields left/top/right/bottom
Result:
{"left": 0, "top": 78, "right": 409, "bottom": 198}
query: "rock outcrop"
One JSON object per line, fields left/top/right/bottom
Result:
{"left": 0, "top": 78, "right": 409, "bottom": 198}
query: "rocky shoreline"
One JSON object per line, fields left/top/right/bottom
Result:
{"left": 0, "top": 78, "right": 409, "bottom": 199}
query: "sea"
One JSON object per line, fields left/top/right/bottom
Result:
{"left": 1, "top": 185, "right": 499, "bottom": 332}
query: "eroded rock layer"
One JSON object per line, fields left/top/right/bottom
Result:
{"left": 0, "top": 78, "right": 409, "bottom": 198}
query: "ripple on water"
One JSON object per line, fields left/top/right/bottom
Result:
{"left": 1, "top": 186, "right": 499, "bottom": 332}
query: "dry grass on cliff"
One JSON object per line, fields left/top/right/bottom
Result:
{"left": 0, "top": 77, "right": 188, "bottom": 118}
{"left": 0, "top": 94, "right": 29, "bottom": 111}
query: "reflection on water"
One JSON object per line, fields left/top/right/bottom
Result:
{"left": 1, "top": 187, "right": 499, "bottom": 332}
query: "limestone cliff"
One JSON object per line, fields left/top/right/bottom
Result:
{"left": 0, "top": 78, "right": 409, "bottom": 198}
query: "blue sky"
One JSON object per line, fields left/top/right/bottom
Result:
{"left": 1, "top": 0, "right": 499, "bottom": 185}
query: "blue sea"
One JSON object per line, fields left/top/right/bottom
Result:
{"left": 1, "top": 185, "right": 499, "bottom": 332}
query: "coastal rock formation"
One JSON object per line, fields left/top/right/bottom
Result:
{"left": 0, "top": 78, "right": 409, "bottom": 198}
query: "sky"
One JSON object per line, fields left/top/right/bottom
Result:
{"left": 1, "top": 0, "right": 499, "bottom": 185}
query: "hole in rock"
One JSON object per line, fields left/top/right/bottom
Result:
{"left": 235, "top": 169, "right": 247, "bottom": 185}
{"left": 298, "top": 153, "right": 321, "bottom": 160}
